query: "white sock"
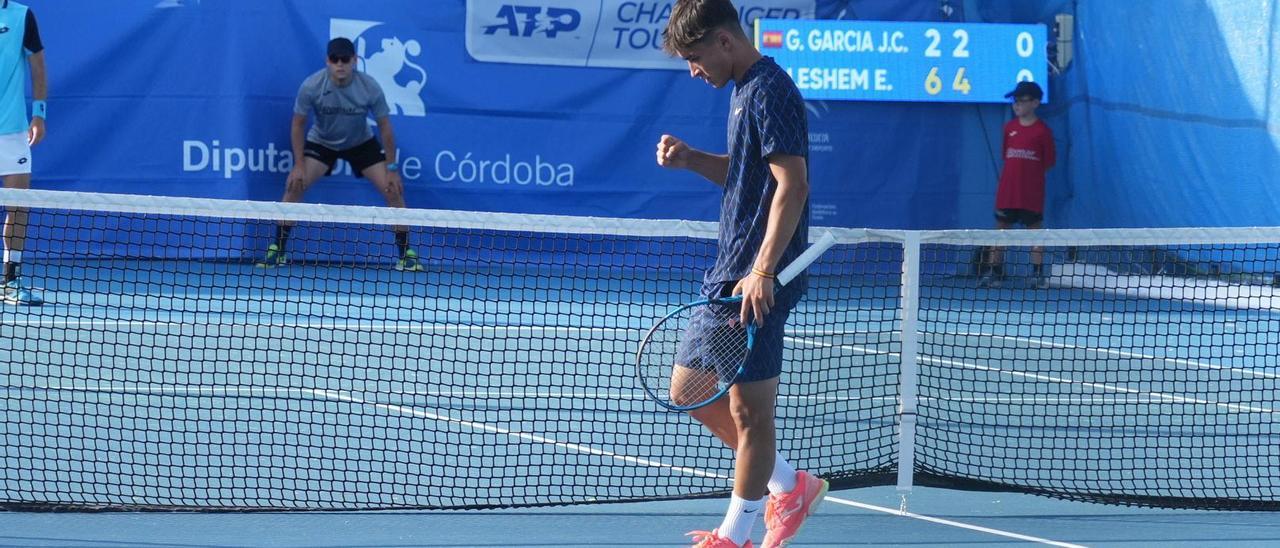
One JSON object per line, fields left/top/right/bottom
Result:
{"left": 718, "top": 494, "right": 764, "bottom": 545}
{"left": 767, "top": 452, "right": 798, "bottom": 494}
{"left": 3, "top": 249, "right": 18, "bottom": 264}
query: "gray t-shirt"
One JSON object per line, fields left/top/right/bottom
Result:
{"left": 293, "top": 69, "right": 391, "bottom": 150}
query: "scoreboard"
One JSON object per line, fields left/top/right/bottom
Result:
{"left": 755, "top": 19, "right": 1048, "bottom": 103}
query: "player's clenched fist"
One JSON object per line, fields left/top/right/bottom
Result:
{"left": 656, "top": 134, "right": 689, "bottom": 169}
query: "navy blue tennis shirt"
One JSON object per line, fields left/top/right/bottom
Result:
{"left": 706, "top": 56, "right": 810, "bottom": 288}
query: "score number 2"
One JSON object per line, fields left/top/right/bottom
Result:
{"left": 924, "top": 28, "right": 972, "bottom": 96}
{"left": 924, "top": 28, "right": 969, "bottom": 58}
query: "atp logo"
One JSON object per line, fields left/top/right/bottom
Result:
{"left": 331, "top": 19, "right": 427, "bottom": 117}
{"left": 483, "top": 5, "right": 581, "bottom": 38}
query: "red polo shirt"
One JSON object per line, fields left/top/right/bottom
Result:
{"left": 995, "top": 118, "right": 1056, "bottom": 213}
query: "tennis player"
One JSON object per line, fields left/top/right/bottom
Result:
{"left": 0, "top": 0, "right": 45, "bottom": 306}
{"left": 258, "top": 37, "right": 421, "bottom": 271}
{"left": 657, "top": 2, "right": 825, "bottom": 546}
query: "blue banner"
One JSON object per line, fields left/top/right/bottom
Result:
{"left": 30, "top": 0, "right": 994, "bottom": 231}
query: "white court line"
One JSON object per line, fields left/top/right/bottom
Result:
{"left": 1, "top": 319, "right": 866, "bottom": 339}
{"left": 0, "top": 320, "right": 649, "bottom": 332}
{"left": 301, "top": 388, "right": 727, "bottom": 480}
{"left": 4, "top": 384, "right": 1217, "bottom": 407}
{"left": 823, "top": 496, "right": 1087, "bottom": 548}
{"left": 307, "top": 387, "right": 1084, "bottom": 547}
{"left": 952, "top": 330, "right": 1280, "bottom": 380}
{"left": 789, "top": 336, "right": 1277, "bottom": 414}
{"left": 798, "top": 328, "right": 1278, "bottom": 382}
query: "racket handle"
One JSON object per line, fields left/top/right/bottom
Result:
{"left": 777, "top": 230, "right": 837, "bottom": 287}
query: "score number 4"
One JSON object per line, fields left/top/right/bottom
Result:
{"left": 925, "top": 67, "right": 971, "bottom": 95}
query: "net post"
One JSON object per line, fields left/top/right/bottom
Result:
{"left": 895, "top": 231, "right": 921, "bottom": 513}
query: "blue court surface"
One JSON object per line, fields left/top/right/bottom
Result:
{"left": 1, "top": 486, "right": 1279, "bottom": 547}
{"left": 3, "top": 259, "right": 1280, "bottom": 545}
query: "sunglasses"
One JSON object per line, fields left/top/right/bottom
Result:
{"left": 328, "top": 55, "right": 354, "bottom": 64}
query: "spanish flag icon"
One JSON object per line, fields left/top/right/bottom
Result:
{"left": 761, "top": 31, "right": 783, "bottom": 48}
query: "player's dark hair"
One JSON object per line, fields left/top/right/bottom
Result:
{"left": 662, "top": 0, "right": 744, "bottom": 56}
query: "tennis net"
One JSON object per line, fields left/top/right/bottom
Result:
{"left": 0, "top": 188, "right": 1277, "bottom": 510}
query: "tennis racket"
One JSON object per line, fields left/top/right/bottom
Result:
{"left": 635, "top": 231, "right": 837, "bottom": 411}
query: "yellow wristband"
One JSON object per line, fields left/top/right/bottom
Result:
{"left": 751, "top": 267, "right": 776, "bottom": 279}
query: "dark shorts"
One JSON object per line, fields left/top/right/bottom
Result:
{"left": 995, "top": 208, "right": 1043, "bottom": 226}
{"left": 304, "top": 138, "right": 385, "bottom": 176}
{"left": 674, "top": 280, "right": 803, "bottom": 383}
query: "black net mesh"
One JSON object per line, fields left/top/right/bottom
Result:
{"left": 4, "top": 190, "right": 1278, "bottom": 510}
{"left": 0, "top": 190, "right": 896, "bottom": 510}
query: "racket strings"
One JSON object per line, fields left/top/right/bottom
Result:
{"left": 637, "top": 301, "right": 750, "bottom": 409}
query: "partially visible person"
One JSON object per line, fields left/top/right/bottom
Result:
{"left": 1, "top": 0, "right": 46, "bottom": 305}
{"left": 981, "top": 80, "right": 1056, "bottom": 289}
{"left": 258, "top": 37, "right": 422, "bottom": 271}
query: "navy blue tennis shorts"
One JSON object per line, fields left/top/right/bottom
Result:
{"left": 674, "top": 280, "right": 802, "bottom": 383}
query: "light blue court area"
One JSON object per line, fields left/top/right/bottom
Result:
{"left": 0, "top": 261, "right": 894, "bottom": 510}
{"left": 3, "top": 258, "right": 1280, "bottom": 518}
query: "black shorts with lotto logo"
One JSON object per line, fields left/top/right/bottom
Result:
{"left": 304, "top": 138, "right": 385, "bottom": 176}
{"left": 994, "top": 208, "right": 1043, "bottom": 226}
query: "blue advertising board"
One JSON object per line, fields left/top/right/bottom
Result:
{"left": 755, "top": 19, "right": 1048, "bottom": 102}
{"left": 29, "top": 0, "right": 1010, "bottom": 240}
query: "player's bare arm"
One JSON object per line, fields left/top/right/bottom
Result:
{"left": 734, "top": 153, "right": 808, "bottom": 326}
{"left": 376, "top": 115, "right": 401, "bottom": 192}
{"left": 287, "top": 114, "right": 307, "bottom": 190}
{"left": 26, "top": 50, "right": 43, "bottom": 146}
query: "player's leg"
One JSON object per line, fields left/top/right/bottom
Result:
{"left": 1027, "top": 214, "right": 1046, "bottom": 288}
{"left": 361, "top": 164, "right": 406, "bottom": 209}
{"left": 3, "top": 172, "right": 40, "bottom": 305}
{"left": 982, "top": 210, "right": 1015, "bottom": 287}
{"left": 2, "top": 173, "right": 29, "bottom": 282}
{"left": 281, "top": 155, "right": 330, "bottom": 204}
{"left": 356, "top": 142, "right": 420, "bottom": 271}
{"left": 1, "top": 131, "right": 40, "bottom": 305}
{"left": 673, "top": 300, "right": 742, "bottom": 443}
{"left": 684, "top": 286, "right": 820, "bottom": 547}
{"left": 747, "top": 295, "right": 826, "bottom": 548}
{"left": 258, "top": 154, "right": 329, "bottom": 267}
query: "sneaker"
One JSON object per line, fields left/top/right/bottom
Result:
{"left": 687, "top": 529, "right": 752, "bottom": 548}
{"left": 761, "top": 471, "right": 829, "bottom": 548}
{"left": 396, "top": 248, "right": 424, "bottom": 272}
{"left": 1032, "top": 274, "right": 1049, "bottom": 289}
{"left": 255, "top": 244, "right": 288, "bottom": 268}
{"left": 3, "top": 278, "right": 44, "bottom": 306}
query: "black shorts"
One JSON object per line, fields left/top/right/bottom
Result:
{"left": 994, "top": 208, "right": 1043, "bottom": 226}
{"left": 304, "top": 138, "right": 385, "bottom": 176}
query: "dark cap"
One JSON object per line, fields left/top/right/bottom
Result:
{"left": 1004, "top": 80, "right": 1043, "bottom": 100}
{"left": 327, "top": 37, "right": 356, "bottom": 58}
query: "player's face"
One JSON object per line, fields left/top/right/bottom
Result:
{"left": 1012, "top": 95, "right": 1040, "bottom": 117}
{"left": 327, "top": 54, "right": 355, "bottom": 80}
{"left": 679, "top": 32, "right": 734, "bottom": 88}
